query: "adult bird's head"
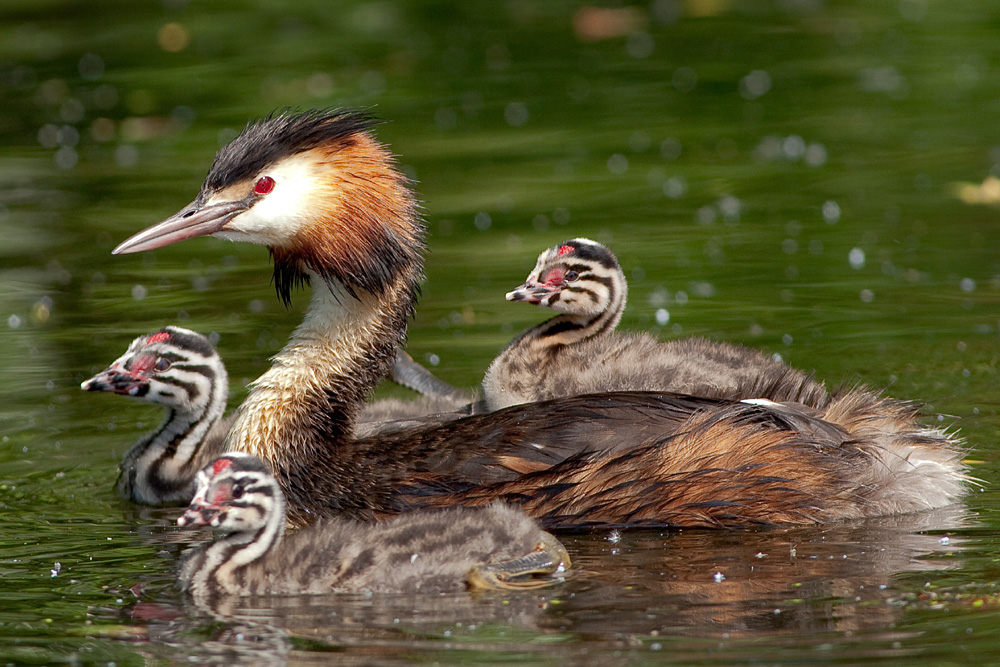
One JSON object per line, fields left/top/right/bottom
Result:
{"left": 113, "top": 109, "right": 425, "bottom": 304}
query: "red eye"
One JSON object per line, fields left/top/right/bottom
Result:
{"left": 254, "top": 176, "right": 275, "bottom": 195}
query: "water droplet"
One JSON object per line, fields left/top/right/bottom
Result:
{"left": 158, "top": 22, "right": 190, "bottom": 52}
{"left": 55, "top": 146, "right": 78, "bottom": 170}
{"left": 718, "top": 195, "right": 741, "bottom": 222}
{"left": 804, "top": 143, "right": 827, "bottom": 167}
{"left": 660, "top": 137, "right": 682, "bottom": 160}
{"left": 629, "top": 131, "right": 651, "bottom": 152}
{"left": 663, "top": 176, "right": 686, "bottom": 199}
{"left": 626, "top": 31, "right": 654, "bottom": 59}
{"left": 782, "top": 135, "right": 806, "bottom": 160}
{"left": 306, "top": 72, "right": 333, "bottom": 98}
{"left": 848, "top": 247, "right": 865, "bottom": 269}
{"left": 739, "top": 69, "right": 771, "bottom": 100}
{"left": 359, "top": 70, "right": 385, "bottom": 96}
{"left": 78, "top": 53, "right": 104, "bottom": 81}
{"left": 606, "top": 153, "right": 628, "bottom": 175}
{"left": 822, "top": 200, "right": 841, "bottom": 224}
{"left": 115, "top": 144, "right": 139, "bottom": 168}
{"left": 38, "top": 124, "right": 59, "bottom": 148}
{"left": 59, "top": 98, "right": 85, "bottom": 124}
{"left": 504, "top": 102, "right": 528, "bottom": 127}
{"left": 672, "top": 67, "right": 696, "bottom": 92}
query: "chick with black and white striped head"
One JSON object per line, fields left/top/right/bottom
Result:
{"left": 177, "top": 453, "right": 571, "bottom": 598}
{"left": 82, "top": 326, "right": 230, "bottom": 504}
{"left": 482, "top": 238, "right": 827, "bottom": 411}
{"left": 82, "top": 327, "right": 469, "bottom": 503}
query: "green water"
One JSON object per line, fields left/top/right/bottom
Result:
{"left": 3, "top": 0, "right": 1000, "bottom": 663}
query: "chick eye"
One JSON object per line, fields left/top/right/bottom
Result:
{"left": 565, "top": 270, "right": 579, "bottom": 282}
{"left": 254, "top": 176, "right": 275, "bottom": 195}
{"left": 231, "top": 485, "right": 244, "bottom": 499}
{"left": 154, "top": 357, "right": 172, "bottom": 372}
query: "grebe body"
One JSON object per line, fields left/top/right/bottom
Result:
{"left": 110, "top": 110, "right": 967, "bottom": 527}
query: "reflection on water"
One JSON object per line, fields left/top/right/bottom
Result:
{"left": 106, "top": 506, "right": 975, "bottom": 664}
{"left": 2, "top": 0, "right": 1000, "bottom": 663}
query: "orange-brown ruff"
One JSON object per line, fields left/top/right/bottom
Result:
{"left": 113, "top": 109, "right": 968, "bottom": 528}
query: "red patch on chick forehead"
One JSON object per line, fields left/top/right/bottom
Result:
{"left": 147, "top": 332, "right": 170, "bottom": 345}
{"left": 557, "top": 244, "right": 575, "bottom": 257}
{"left": 212, "top": 458, "right": 234, "bottom": 476}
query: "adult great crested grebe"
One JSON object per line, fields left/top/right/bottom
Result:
{"left": 110, "top": 109, "right": 967, "bottom": 528}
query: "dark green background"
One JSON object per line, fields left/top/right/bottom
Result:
{"left": 2, "top": 1, "right": 999, "bottom": 663}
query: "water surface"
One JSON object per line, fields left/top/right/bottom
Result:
{"left": 2, "top": 1, "right": 1000, "bottom": 663}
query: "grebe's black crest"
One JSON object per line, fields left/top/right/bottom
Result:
{"left": 205, "top": 109, "right": 381, "bottom": 191}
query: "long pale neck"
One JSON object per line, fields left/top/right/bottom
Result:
{"left": 226, "top": 268, "right": 414, "bottom": 470}
{"left": 118, "top": 378, "right": 228, "bottom": 504}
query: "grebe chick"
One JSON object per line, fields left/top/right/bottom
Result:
{"left": 111, "top": 109, "right": 967, "bottom": 527}
{"left": 82, "top": 326, "right": 229, "bottom": 504}
{"left": 83, "top": 328, "right": 468, "bottom": 503}
{"left": 177, "top": 453, "right": 570, "bottom": 597}
{"left": 482, "top": 238, "right": 826, "bottom": 411}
